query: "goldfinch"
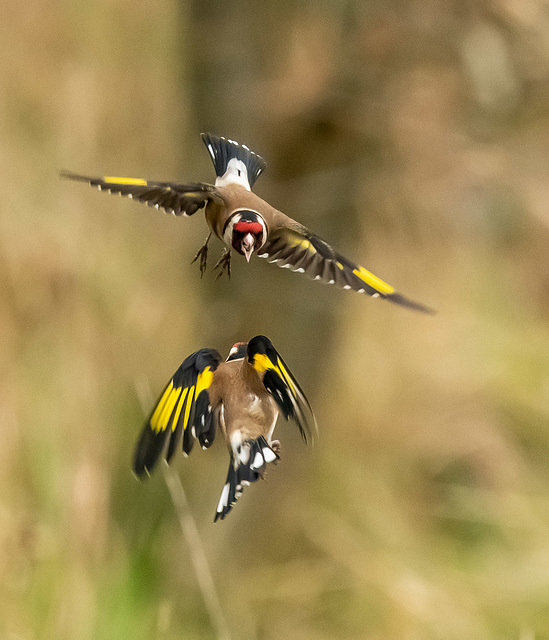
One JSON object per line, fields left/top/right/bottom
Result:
{"left": 133, "top": 335, "right": 316, "bottom": 521}
{"left": 62, "top": 134, "right": 432, "bottom": 313}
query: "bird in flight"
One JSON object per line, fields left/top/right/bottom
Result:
{"left": 133, "top": 335, "right": 316, "bottom": 521}
{"left": 62, "top": 133, "right": 432, "bottom": 313}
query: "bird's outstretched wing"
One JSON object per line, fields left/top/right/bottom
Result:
{"left": 61, "top": 171, "right": 220, "bottom": 216}
{"left": 258, "top": 226, "right": 433, "bottom": 313}
{"left": 133, "top": 348, "right": 222, "bottom": 477}
{"left": 247, "top": 335, "right": 317, "bottom": 444}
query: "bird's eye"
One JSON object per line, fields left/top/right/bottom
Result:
{"left": 237, "top": 170, "right": 241, "bottom": 176}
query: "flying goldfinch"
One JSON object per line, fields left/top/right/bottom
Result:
{"left": 133, "top": 335, "right": 316, "bottom": 521}
{"left": 62, "top": 133, "right": 432, "bottom": 313}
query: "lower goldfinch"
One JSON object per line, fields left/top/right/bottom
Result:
{"left": 133, "top": 335, "right": 316, "bottom": 521}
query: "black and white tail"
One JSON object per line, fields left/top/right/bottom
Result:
{"left": 201, "top": 133, "right": 266, "bottom": 190}
{"left": 214, "top": 435, "right": 278, "bottom": 522}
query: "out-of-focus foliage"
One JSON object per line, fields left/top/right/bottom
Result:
{"left": 2, "top": 0, "right": 549, "bottom": 638}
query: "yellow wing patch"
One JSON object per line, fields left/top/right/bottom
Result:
{"left": 276, "top": 359, "right": 297, "bottom": 395}
{"left": 195, "top": 367, "right": 214, "bottom": 396}
{"left": 148, "top": 366, "right": 215, "bottom": 434}
{"left": 183, "top": 386, "right": 195, "bottom": 432}
{"left": 103, "top": 176, "right": 148, "bottom": 186}
{"left": 160, "top": 386, "right": 182, "bottom": 431}
{"left": 286, "top": 235, "right": 317, "bottom": 253}
{"left": 172, "top": 388, "right": 189, "bottom": 432}
{"left": 252, "top": 353, "right": 271, "bottom": 374}
{"left": 353, "top": 266, "right": 395, "bottom": 295}
{"left": 253, "top": 354, "right": 297, "bottom": 395}
{"left": 149, "top": 381, "right": 174, "bottom": 432}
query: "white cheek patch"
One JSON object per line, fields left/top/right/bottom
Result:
{"left": 228, "top": 344, "right": 240, "bottom": 358}
{"left": 223, "top": 214, "right": 240, "bottom": 247}
{"left": 215, "top": 158, "right": 251, "bottom": 190}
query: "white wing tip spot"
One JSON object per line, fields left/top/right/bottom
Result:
{"left": 251, "top": 451, "right": 264, "bottom": 470}
{"left": 217, "top": 483, "right": 230, "bottom": 513}
{"left": 263, "top": 447, "right": 277, "bottom": 463}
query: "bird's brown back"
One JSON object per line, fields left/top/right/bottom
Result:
{"left": 208, "top": 358, "right": 278, "bottom": 446}
{"left": 206, "top": 184, "right": 297, "bottom": 240}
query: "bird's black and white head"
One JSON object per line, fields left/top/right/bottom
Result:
{"left": 201, "top": 133, "right": 266, "bottom": 191}
{"left": 226, "top": 342, "right": 248, "bottom": 362}
{"left": 223, "top": 210, "right": 267, "bottom": 262}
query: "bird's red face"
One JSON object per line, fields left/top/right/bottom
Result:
{"left": 225, "top": 211, "right": 266, "bottom": 262}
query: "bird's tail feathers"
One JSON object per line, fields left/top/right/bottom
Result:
{"left": 214, "top": 435, "right": 278, "bottom": 521}
{"left": 201, "top": 133, "right": 266, "bottom": 188}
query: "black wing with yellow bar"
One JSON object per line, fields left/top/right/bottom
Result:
{"left": 61, "top": 171, "right": 219, "bottom": 217}
{"left": 258, "top": 226, "right": 433, "bottom": 313}
{"left": 133, "top": 348, "right": 222, "bottom": 477}
{"left": 247, "top": 335, "right": 317, "bottom": 444}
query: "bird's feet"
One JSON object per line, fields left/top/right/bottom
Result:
{"left": 213, "top": 249, "right": 232, "bottom": 280}
{"left": 190, "top": 233, "right": 211, "bottom": 277}
{"left": 270, "top": 440, "right": 281, "bottom": 462}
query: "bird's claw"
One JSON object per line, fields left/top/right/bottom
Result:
{"left": 191, "top": 233, "right": 211, "bottom": 277}
{"left": 213, "top": 249, "right": 231, "bottom": 280}
{"left": 270, "top": 440, "right": 281, "bottom": 462}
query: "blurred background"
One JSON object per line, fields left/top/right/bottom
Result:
{"left": 2, "top": 0, "right": 549, "bottom": 638}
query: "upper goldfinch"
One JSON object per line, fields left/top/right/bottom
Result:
{"left": 62, "top": 133, "right": 433, "bottom": 312}
{"left": 133, "top": 335, "right": 316, "bottom": 521}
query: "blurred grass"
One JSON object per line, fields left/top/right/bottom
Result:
{"left": 2, "top": 0, "right": 549, "bottom": 638}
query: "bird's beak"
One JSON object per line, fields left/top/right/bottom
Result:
{"left": 242, "top": 233, "right": 255, "bottom": 263}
